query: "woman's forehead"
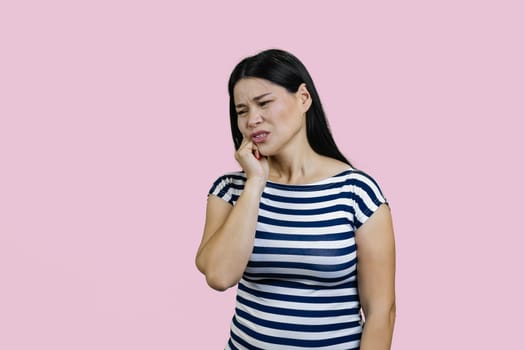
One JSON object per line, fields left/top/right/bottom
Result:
{"left": 233, "top": 78, "right": 282, "bottom": 100}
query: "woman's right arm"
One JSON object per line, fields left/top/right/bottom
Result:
{"left": 195, "top": 178, "right": 264, "bottom": 291}
{"left": 195, "top": 139, "right": 268, "bottom": 291}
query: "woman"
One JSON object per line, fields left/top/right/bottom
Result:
{"left": 196, "top": 49, "right": 396, "bottom": 349}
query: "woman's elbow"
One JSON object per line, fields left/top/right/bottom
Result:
{"left": 195, "top": 252, "right": 206, "bottom": 275}
{"left": 205, "top": 273, "right": 236, "bottom": 291}
{"left": 195, "top": 257, "right": 238, "bottom": 291}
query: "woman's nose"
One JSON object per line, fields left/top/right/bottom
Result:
{"left": 247, "top": 110, "right": 263, "bottom": 127}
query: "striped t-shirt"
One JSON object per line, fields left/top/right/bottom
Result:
{"left": 208, "top": 168, "right": 388, "bottom": 350}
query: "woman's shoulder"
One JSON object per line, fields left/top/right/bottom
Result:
{"left": 316, "top": 158, "right": 378, "bottom": 183}
{"left": 208, "top": 170, "right": 246, "bottom": 205}
{"left": 211, "top": 170, "right": 246, "bottom": 184}
{"left": 208, "top": 170, "right": 246, "bottom": 192}
{"left": 337, "top": 166, "right": 389, "bottom": 228}
{"left": 338, "top": 167, "right": 384, "bottom": 191}
{"left": 311, "top": 157, "right": 352, "bottom": 182}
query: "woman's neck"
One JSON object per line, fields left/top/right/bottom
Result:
{"left": 267, "top": 147, "right": 329, "bottom": 184}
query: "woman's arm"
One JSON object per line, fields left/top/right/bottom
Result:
{"left": 195, "top": 178, "right": 265, "bottom": 291}
{"left": 356, "top": 204, "right": 396, "bottom": 350}
{"left": 196, "top": 137, "right": 269, "bottom": 291}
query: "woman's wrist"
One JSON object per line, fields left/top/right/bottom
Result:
{"left": 244, "top": 177, "right": 266, "bottom": 194}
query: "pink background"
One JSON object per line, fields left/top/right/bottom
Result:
{"left": 1, "top": 0, "right": 523, "bottom": 348}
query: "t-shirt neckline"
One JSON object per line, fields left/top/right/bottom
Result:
{"left": 265, "top": 167, "right": 354, "bottom": 188}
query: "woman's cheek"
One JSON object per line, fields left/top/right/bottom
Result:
{"left": 237, "top": 118, "right": 246, "bottom": 134}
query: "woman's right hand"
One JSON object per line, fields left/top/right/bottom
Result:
{"left": 235, "top": 137, "right": 269, "bottom": 184}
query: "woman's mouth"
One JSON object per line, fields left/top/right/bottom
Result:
{"left": 251, "top": 131, "right": 269, "bottom": 144}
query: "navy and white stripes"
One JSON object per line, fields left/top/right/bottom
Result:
{"left": 208, "top": 168, "right": 387, "bottom": 349}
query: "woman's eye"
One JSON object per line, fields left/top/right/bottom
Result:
{"left": 237, "top": 110, "right": 247, "bottom": 116}
{"left": 259, "top": 100, "right": 271, "bottom": 107}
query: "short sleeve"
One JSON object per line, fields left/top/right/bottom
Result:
{"left": 349, "top": 170, "right": 388, "bottom": 229}
{"left": 207, "top": 172, "right": 246, "bottom": 206}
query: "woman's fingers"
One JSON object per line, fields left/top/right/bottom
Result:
{"left": 238, "top": 138, "right": 260, "bottom": 160}
{"left": 235, "top": 137, "right": 268, "bottom": 178}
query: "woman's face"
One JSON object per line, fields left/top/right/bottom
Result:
{"left": 233, "top": 77, "right": 310, "bottom": 157}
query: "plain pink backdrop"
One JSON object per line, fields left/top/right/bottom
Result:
{"left": 1, "top": 0, "right": 523, "bottom": 349}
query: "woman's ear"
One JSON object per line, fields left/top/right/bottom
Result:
{"left": 297, "top": 83, "right": 312, "bottom": 112}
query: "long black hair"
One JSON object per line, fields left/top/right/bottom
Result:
{"left": 227, "top": 49, "right": 352, "bottom": 166}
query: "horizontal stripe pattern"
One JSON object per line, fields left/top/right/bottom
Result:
{"left": 209, "top": 168, "right": 387, "bottom": 349}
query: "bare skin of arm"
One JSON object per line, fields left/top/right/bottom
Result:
{"left": 356, "top": 204, "right": 396, "bottom": 350}
{"left": 195, "top": 139, "right": 268, "bottom": 291}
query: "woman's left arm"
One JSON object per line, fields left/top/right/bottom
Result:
{"left": 356, "top": 203, "right": 396, "bottom": 350}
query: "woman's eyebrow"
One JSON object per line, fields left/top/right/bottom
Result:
{"left": 235, "top": 92, "right": 272, "bottom": 108}
{"left": 253, "top": 92, "right": 272, "bottom": 101}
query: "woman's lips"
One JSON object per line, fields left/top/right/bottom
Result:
{"left": 251, "top": 131, "right": 269, "bottom": 144}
